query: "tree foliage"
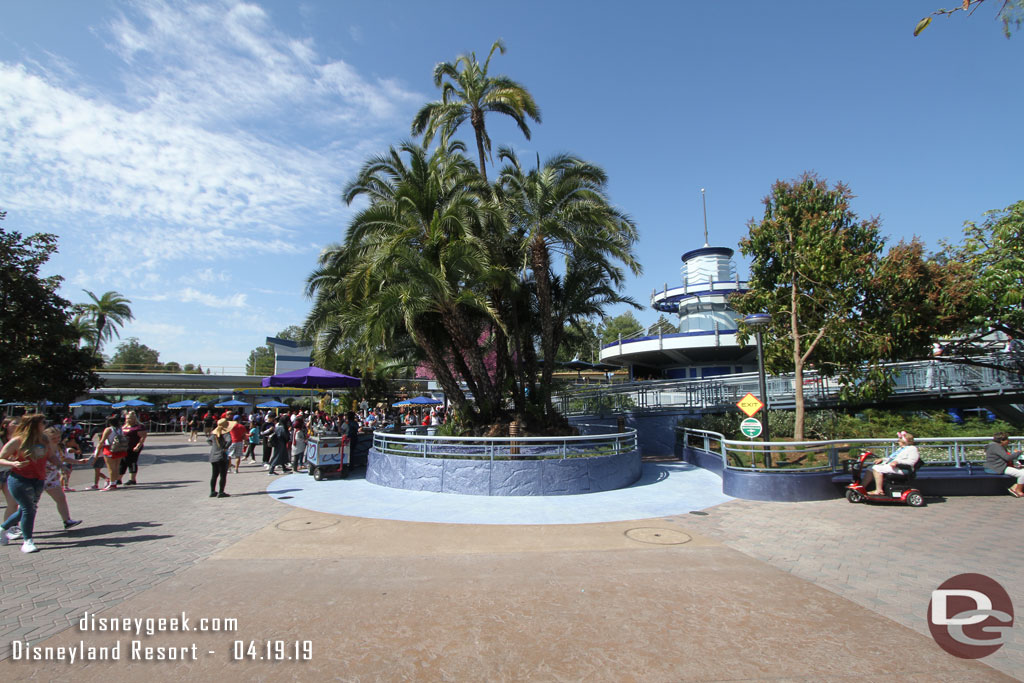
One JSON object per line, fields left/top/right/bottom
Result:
{"left": 731, "top": 173, "right": 961, "bottom": 440}
{"left": 938, "top": 200, "right": 1024, "bottom": 376}
{"left": 411, "top": 39, "right": 541, "bottom": 182}
{"left": 75, "top": 289, "right": 134, "bottom": 357}
{"left": 915, "top": 0, "right": 1023, "bottom": 37}
{"left": 0, "top": 217, "right": 99, "bottom": 403}
{"left": 108, "top": 337, "right": 161, "bottom": 371}
{"left": 599, "top": 312, "right": 644, "bottom": 346}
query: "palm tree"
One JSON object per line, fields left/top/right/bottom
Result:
{"left": 411, "top": 39, "right": 541, "bottom": 182}
{"left": 306, "top": 141, "right": 506, "bottom": 426}
{"left": 78, "top": 289, "right": 133, "bottom": 358}
{"left": 495, "top": 148, "right": 641, "bottom": 412}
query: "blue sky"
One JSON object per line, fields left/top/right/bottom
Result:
{"left": 1, "top": 1, "right": 1021, "bottom": 371}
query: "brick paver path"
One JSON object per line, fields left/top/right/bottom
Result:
{"left": 1, "top": 437, "right": 1020, "bottom": 679}
{"left": 0, "top": 436, "right": 285, "bottom": 659}
{"left": 677, "top": 494, "right": 1024, "bottom": 678}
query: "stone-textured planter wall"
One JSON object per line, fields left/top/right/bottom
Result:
{"left": 367, "top": 449, "right": 642, "bottom": 496}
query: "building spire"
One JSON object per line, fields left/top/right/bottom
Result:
{"left": 701, "top": 188, "right": 709, "bottom": 247}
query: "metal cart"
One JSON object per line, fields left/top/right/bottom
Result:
{"left": 305, "top": 435, "right": 350, "bottom": 481}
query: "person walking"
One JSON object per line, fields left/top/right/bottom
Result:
{"left": 95, "top": 415, "right": 128, "bottom": 491}
{"left": 207, "top": 418, "right": 231, "bottom": 498}
{"left": 290, "top": 417, "right": 308, "bottom": 473}
{"left": 188, "top": 414, "right": 200, "bottom": 442}
{"left": 1, "top": 417, "right": 20, "bottom": 525}
{"left": 0, "top": 414, "right": 51, "bottom": 553}
{"left": 119, "top": 411, "right": 147, "bottom": 486}
{"left": 245, "top": 420, "right": 260, "bottom": 463}
{"left": 267, "top": 416, "right": 291, "bottom": 476}
{"left": 42, "top": 427, "right": 82, "bottom": 529}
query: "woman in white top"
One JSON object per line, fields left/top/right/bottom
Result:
{"left": 868, "top": 431, "right": 921, "bottom": 495}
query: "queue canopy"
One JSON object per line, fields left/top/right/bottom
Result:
{"left": 261, "top": 366, "right": 360, "bottom": 389}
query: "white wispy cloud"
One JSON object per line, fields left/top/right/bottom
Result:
{"left": 0, "top": 0, "right": 420, "bottom": 274}
{"left": 180, "top": 287, "right": 247, "bottom": 308}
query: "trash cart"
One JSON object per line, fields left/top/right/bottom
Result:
{"left": 305, "top": 435, "right": 350, "bottom": 481}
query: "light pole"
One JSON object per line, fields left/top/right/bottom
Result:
{"left": 742, "top": 313, "right": 772, "bottom": 454}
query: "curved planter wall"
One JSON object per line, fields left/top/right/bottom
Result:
{"left": 680, "top": 444, "right": 840, "bottom": 502}
{"left": 367, "top": 448, "right": 642, "bottom": 496}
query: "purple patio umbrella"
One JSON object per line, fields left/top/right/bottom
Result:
{"left": 262, "top": 366, "right": 361, "bottom": 389}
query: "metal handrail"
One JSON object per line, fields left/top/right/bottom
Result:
{"left": 679, "top": 428, "right": 1022, "bottom": 472}
{"left": 372, "top": 423, "right": 638, "bottom": 461}
{"left": 558, "top": 354, "right": 1024, "bottom": 416}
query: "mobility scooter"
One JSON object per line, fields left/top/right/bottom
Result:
{"left": 845, "top": 449, "right": 925, "bottom": 507}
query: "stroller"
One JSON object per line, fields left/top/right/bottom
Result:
{"left": 845, "top": 449, "right": 925, "bottom": 507}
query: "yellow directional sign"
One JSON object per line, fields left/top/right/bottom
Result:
{"left": 736, "top": 392, "right": 764, "bottom": 418}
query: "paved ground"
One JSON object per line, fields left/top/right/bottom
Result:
{"left": 266, "top": 460, "right": 734, "bottom": 524}
{"left": 0, "top": 435, "right": 1019, "bottom": 681}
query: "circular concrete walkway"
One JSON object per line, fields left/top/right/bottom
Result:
{"left": 266, "top": 460, "right": 733, "bottom": 525}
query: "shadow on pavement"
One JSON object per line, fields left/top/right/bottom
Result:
{"left": 35, "top": 533, "right": 175, "bottom": 549}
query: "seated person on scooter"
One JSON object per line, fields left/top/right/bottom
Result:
{"left": 984, "top": 432, "right": 1024, "bottom": 498}
{"left": 864, "top": 431, "right": 920, "bottom": 495}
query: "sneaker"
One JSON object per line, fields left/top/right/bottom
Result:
{"left": 21, "top": 539, "right": 38, "bottom": 553}
{"left": 7, "top": 527, "right": 23, "bottom": 540}
{"left": 101, "top": 484, "right": 117, "bottom": 491}
{"left": 63, "top": 519, "right": 82, "bottom": 530}
{"left": 217, "top": 492, "right": 231, "bottom": 498}
{"left": 209, "top": 492, "right": 217, "bottom": 498}
{"left": 87, "top": 485, "right": 100, "bottom": 490}
{"left": 263, "top": 464, "right": 269, "bottom": 470}
{"left": 62, "top": 486, "right": 76, "bottom": 492}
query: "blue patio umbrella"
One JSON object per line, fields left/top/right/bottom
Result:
{"left": 256, "top": 400, "right": 290, "bottom": 408}
{"left": 168, "top": 400, "right": 204, "bottom": 409}
{"left": 69, "top": 399, "right": 112, "bottom": 407}
{"left": 112, "top": 399, "right": 155, "bottom": 408}
{"left": 214, "top": 399, "right": 250, "bottom": 408}
{"left": 405, "top": 396, "right": 442, "bottom": 405}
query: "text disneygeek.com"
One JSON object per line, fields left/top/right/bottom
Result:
{"left": 9, "top": 612, "right": 313, "bottom": 663}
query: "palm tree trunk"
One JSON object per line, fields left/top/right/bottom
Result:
{"left": 471, "top": 109, "right": 488, "bottom": 182}
{"left": 531, "top": 236, "right": 557, "bottom": 416}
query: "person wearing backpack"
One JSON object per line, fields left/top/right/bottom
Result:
{"left": 95, "top": 415, "right": 128, "bottom": 491}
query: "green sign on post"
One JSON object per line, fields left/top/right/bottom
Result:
{"left": 740, "top": 417, "right": 763, "bottom": 439}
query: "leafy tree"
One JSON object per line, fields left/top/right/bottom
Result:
{"left": 915, "top": 0, "right": 1023, "bottom": 37}
{"left": 0, "top": 216, "right": 99, "bottom": 403}
{"left": 76, "top": 289, "right": 134, "bottom": 357}
{"left": 599, "top": 312, "right": 644, "bottom": 346}
{"left": 648, "top": 314, "right": 679, "bottom": 336}
{"left": 941, "top": 200, "right": 1024, "bottom": 375}
{"left": 557, "top": 318, "right": 601, "bottom": 363}
{"left": 411, "top": 40, "right": 541, "bottom": 181}
{"left": 108, "top": 337, "right": 161, "bottom": 371}
{"left": 730, "top": 173, "right": 949, "bottom": 440}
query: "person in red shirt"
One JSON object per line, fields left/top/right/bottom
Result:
{"left": 0, "top": 414, "right": 51, "bottom": 553}
{"left": 228, "top": 415, "right": 248, "bottom": 473}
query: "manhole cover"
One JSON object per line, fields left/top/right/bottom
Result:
{"left": 624, "top": 527, "right": 692, "bottom": 545}
{"left": 275, "top": 517, "right": 340, "bottom": 532}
